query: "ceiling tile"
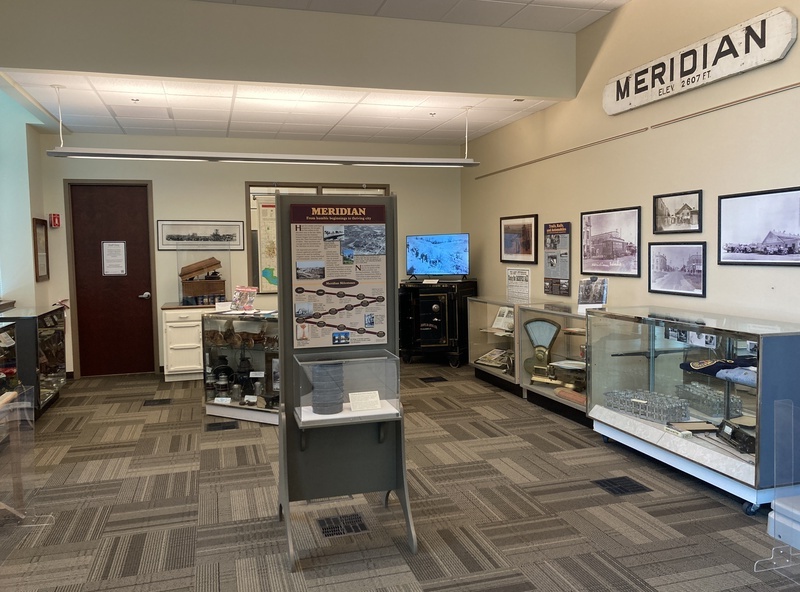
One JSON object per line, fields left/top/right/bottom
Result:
{"left": 284, "top": 113, "right": 343, "bottom": 125}
{"left": 170, "top": 108, "right": 230, "bottom": 121}
{"left": 229, "top": 121, "right": 283, "bottom": 132}
{"left": 174, "top": 120, "right": 229, "bottom": 130}
{"left": 165, "top": 95, "right": 232, "bottom": 110}
{"left": 307, "top": 0, "right": 384, "bottom": 17}
{"left": 503, "top": 4, "right": 584, "bottom": 31}
{"left": 280, "top": 123, "right": 335, "bottom": 134}
{"left": 290, "top": 101, "right": 353, "bottom": 115}
{"left": 228, "top": 130, "right": 279, "bottom": 139}
{"left": 176, "top": 129, "right": 229, "bottom": 137}
{"left": 378, "top": 0, "right": 460, "bottom": 21}
{"left": 236, "top": 85, "right": 305, "bottom": 100}
{"left": 235, "top": 0, "right": 311, "bottom": 9}
{"left": 443, "top": 0, "right": 527, "bottom": 27}
{"left": 560, "top": 8, "right": 606, "bottom": 32}
{"left": 230, "top": 110, "right": 288, "bottom": 124}
{"left": 162, "top": 80, "right": 234, "bottom": 97}
{"left": 110, "top": 105, "right": 171, "bottom": 119}
{"left": 88, "top": 76, "right": 165, "bottom": 94}
{"left": 117, "top": 117, "right": 175, "bottom": 128}
{"left": 349, "top": 104, "right": 413, "bottom": 117}
{"left": 4, "top": 71, "right": 94, "bottom": 90}
{"left": 99, "top": 91, "right": 168, "bottom": 108}
{"left": 122, "top": 127, "right": 176, "bottom": 136}
{"left": 329, "top": 125, "right": 378, "bottom": 136}
{"left": 234, "top": 97, "right": 296, "bottom": 112}
{"left": 299, "top": 88, "right": 367, "bottom": 103}
{"left": 361, "top": 92, "right": 427, "bottom": 107}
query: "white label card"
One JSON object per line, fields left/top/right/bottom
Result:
{"left": 349, "top": 390, "right": 382, "bottom": 411}
{"left": 213, "top": 397, "right": 232, "bottom": 405}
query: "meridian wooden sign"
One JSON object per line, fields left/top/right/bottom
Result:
{"left": 603, "top": 8, "right": 797, "bottom": 115}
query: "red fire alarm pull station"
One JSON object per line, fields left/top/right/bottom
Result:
{"left": 49, "top": 213, "right": 61, "bottom": 228}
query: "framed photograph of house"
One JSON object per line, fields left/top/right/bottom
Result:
{"left": 649, "top": 242, "right": 706, "bottom": 297}
{"left": 157, "top": 220, "right": 245, "bottom": 251}
{"left": 719, "top": 186, "right": 800, "bottom": 265}
{"left": 653, "top": 190, "right": 702, "bottom": 234}
{"left": 500, "top": 214, "right": 538, "bottom": 264}
{"left": 580, "top": 206, "right": 641, "bottom": 277}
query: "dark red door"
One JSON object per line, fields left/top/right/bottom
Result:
{"left": 70, "top": 184, "right": 155, "bottom": 376}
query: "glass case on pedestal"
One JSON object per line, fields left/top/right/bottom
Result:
{"left": 175, "top": 247, "right": 231, "bottom": 306}
{"left": 518, "top": 303, "right": 587, "bottom": 410}
{"left": 202, "top": 311, "right": 279, "bottom": 425}
{"left": 292, "top": 349, "right": 400, "bottom": 429}
{"left": 587, "top": 306, "right": 800, "bottom": 513}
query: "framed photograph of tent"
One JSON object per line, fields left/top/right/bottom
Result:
{"left": 718, "top": 186, "right": 800, "bottom": 265}
{"left": 653, "top": 190, "right": 702, "bottom": 234}
{"left": 580, "top": 206, "right": 641, "bottom": 277}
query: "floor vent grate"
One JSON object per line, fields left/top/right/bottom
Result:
{"left": 142, "top": 398, "right": 172, "bottom": 406}
{"left": 318, "top": 513, "right": 368, "bottom": 538}
{"left": 420, "top": 376, "right": 447, "bottom": 383}
{"left": 592, "top": 476, "right": 652, "bottom": 496}
{"left": 205, "top": 421, "right": 239, "bottom": 432}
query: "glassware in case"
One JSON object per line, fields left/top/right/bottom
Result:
{"left": 587, "top": 306, "right": 800, "bottom": 511}
{"left": 202, "top": 311, "right": 279, "bottom": 424}
{"left": 293, "top": 349, "right": 400, "bottom": 428}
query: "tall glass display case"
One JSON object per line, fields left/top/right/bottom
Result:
{"left": 519, "top": 303, "right": 587, "bottom": 411}
{"left": 467, "top": 296, "right": 525, "bottom": 386}
{"left": 0, "top": 321, "right": 19, "bottom": 395}
{"left": 0, "top": 306, "right": 66, "bottom": 416}
{"left": 587, "top": 306, "right": 800, "bottom": 513}
{"left": 202, "top": 311, "right": 279, "bottom": 425}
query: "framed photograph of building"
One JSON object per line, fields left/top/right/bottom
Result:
{"left": 649, "top": 242, "right": 706, "bottom": 297}
{"left": 500, "top": 214, "right": 538, "bottom": 264}
{"left": 580, "top": 206, "right": 640, "bottom": 277}
{"left": 157, "top": 220, "right": 245, "bottom": 251}
{"left": 719, "top": 186, "right": 800, "bottom": 265}
{"left": 653, "top": 190, "right": 702, "bottom": 234}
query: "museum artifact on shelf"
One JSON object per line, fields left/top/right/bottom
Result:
{"left": 518, "top": 303, "right": 587, "bottom": 410}
{"left": 202, "top": 310, "right": 279, "bottom": 425}
{"left": 587, "top": 306, "right": 800, "bottom": 514}
{"left": 179, "top": 257, "right": 226, "bottom": 305}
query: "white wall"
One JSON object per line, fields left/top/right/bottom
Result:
{"left": 462, "top": 0, "right": 800, "bottom": 323}
{"left": 34, "top": 132, "right": 464, "bottom": 369}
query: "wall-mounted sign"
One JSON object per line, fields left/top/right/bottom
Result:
{"left": 603, "top": 8, "right": 797, "bottom": 115}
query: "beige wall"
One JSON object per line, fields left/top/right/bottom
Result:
{"left": 34, "top": 132, "right": 464, "bottom": 369}
{"left": 462, "top": 0, "right": 800, "bottom": 322}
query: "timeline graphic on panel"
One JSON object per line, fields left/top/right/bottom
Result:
{"left": 290, "top": 204, "right": 388, "bottom": 348}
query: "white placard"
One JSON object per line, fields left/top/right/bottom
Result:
{"left": 349, "top": 390, "right": 382, "bottom": 412}
{"left": 102, "top": 241, "right": 127, "bottom": 276}
{"left": 213, "top": 397, "right": 232, "bottom": 404}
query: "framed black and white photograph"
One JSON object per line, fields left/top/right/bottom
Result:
{"left": 649, "top": 242, "right": 706, "bottom": 297}
{"left": 500, "top": 214, "right": 538, "bottom": 264}
{"left": 719, "top": 186, "right": 800, "bottom": 265}
{"left": 653, "top": 190, "right": 702, "bottom": 234}
{"left": 580, "top": 206, "right": 640, "bottom": 277}
{"left": 157, "top": 220, "right": 245, "bottom": 251}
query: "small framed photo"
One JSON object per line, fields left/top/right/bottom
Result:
{"left": 500, "top": 214, "right": 538, "bottom": 264}
{"left": 719, "top": 186, "right": 800, "bottom": 265}
{"left": 648, "top": 241, "right": 706, "bottom": 297}
{"left": 580, "top": 206, "right": 640, "bottom": 277}
{"left": 653, "top": 190, "right": 702, "bottom": 234}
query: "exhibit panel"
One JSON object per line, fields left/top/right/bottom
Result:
{"left": 202, "top": 310, "right": 279, "bottom": 425}
{"left": 275, "top": 193, "right": 415, "bottom": 570}
{"left": 518, "top": 303, "right": 587, "bottom": 411}
{"left": 587, "top": 306, "right": 800, "bottom": 512}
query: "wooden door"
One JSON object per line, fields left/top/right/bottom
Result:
{"left": 69, "top": 183, "right": 156, "bottom": 376}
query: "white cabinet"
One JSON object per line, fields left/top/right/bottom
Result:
{"left": 161, "top": 305, "right": 212, "bottom": 382}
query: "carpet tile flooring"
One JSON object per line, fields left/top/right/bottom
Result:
{"left": 0, "top": 362, "right": 797, "bottom": 590}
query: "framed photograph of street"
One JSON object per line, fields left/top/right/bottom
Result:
{"left": 157, "top": 220, "right": 245, "bottom": 251}
{"left": 653, "top": 190, "right": 702, "bottom": 234}
{"left": 719, "top": 186, "right": 800, "bottom": 265}
{"left": 649, "top": 242, "right": 706, "bottom": 297}
{"left": 580, "top": 206, "right": 641, "bottom": 277}
{"left": 500, "top": 214, "right": 538, "bottom": 264}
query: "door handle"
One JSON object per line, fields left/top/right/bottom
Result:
{"left": 138, "top": 291, "right": 152, "bottom": 300}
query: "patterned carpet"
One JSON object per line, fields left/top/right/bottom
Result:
{"left": 0, "top": 361, "right": 796, "bottom": 591}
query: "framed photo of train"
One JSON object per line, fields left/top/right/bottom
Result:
{"left": 580, "top": 206, "right": 641, "bottom": 277}
{"left": 718, "top": 186, "right": 800, "bottom": 266}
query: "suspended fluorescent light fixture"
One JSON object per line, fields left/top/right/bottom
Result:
{"left": 46, "top": 146, "right": 479, "bottom": 168}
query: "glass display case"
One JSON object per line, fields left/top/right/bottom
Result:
{"left": 202, "top": 311, "right": 279, "bottom": 425}
{"left": 519, "top": 303, "right": 587, "bottom": 411}
{"left": 0, "top": 306, "right": 66, "bottom": 416}
{"left": 0, "top": 321, "right": 18, "bottom": 395}
{"left": 293, "top": 349, "right": 400, "bottom": 429}
{"left": 468, "top": 296, "right": 525, "bottom": 385}
{"left": 587, "top": 306, "right": 800, "bottom": 513}
{"left": 174, "top": 246, "right": 231, "bottom": 306}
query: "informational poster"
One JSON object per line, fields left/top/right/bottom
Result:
{"left": 544, "top": 222, "right": 571, "bottom": 296}
{"left": 291, "top": 204, "right": 388, "bottom": 349}
{"left": 506, "top": 267, "right": 530, "bottom": 303}
{"left": 101, "top": 241, "right": 127, "bottom": 276}
{"left": 257, "top": 197, "right": 278, "bottom": 293}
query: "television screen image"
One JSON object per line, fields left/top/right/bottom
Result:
{"left": 406, "top": 233, "right": 469, "bottom": 276}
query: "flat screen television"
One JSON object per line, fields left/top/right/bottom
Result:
{"left": 405, "top": 233, "right": 470, "bottom": 277}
